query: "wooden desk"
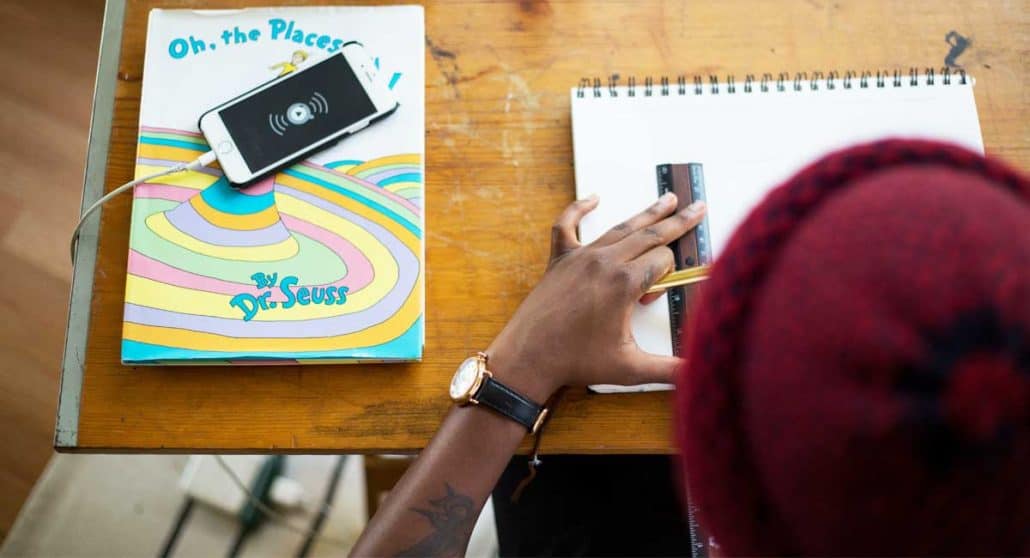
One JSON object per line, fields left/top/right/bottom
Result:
{"left": 57, "top": 0, "right": 1028, "bottom": 453}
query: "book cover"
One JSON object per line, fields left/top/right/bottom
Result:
{"left": 123, "top": 7, "right": 425, "bottom": 364}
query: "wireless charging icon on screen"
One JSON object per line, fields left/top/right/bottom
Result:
{"left": 268, "top": 92, "right": 330, "bottom": 136}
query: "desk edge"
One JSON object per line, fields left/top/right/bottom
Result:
{"left": 56, "top": 0, "right": 127, "bottom": 451}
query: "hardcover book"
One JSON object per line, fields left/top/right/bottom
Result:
{"left": 123, "top": 6, "right": 425, "bottom": 364}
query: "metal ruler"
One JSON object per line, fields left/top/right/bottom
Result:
{"left": 656, "top": 162, "right": 712, "bottom": 356}
{"left": 656, "top": 161, "right": 713, "bottom": 558}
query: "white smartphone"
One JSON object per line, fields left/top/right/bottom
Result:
{"left": 199, "top": 43, "right": 398, "bottom": 187}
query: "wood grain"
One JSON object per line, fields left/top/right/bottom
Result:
{"left": 71, "top": 0, "right": 1029, "bottom": 453}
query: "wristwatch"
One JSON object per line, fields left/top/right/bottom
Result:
{"left": 449, "top": 352, "right": 549, "bottom": 434}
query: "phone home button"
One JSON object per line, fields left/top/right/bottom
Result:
{"left": 217, "top": 141, "right": 234, "bottom": 154}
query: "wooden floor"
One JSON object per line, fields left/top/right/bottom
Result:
{"left": 0, "top": 0, "right": 105, "bottom": 541}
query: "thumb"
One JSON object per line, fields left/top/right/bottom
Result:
{"left": 623, "top": 349, "right": 684, "bottom": 385}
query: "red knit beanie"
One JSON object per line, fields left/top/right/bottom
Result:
{"left": 675, "top": 139, "right": 1029, "bottom": 555}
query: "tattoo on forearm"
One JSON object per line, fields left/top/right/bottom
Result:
{"left": 394, "top": 483, "right": 476, "bottom": 557}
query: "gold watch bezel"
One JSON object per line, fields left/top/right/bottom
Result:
{"left": 450, "top": 352, "right": 492, "bottom": 405}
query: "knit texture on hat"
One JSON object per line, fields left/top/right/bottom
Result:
{"left": 676, "top": 139, "right": 1029, "bottom": 555}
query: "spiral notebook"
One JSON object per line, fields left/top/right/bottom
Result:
{"left": 571, "top": 69, "right": 984, "bottom": 392}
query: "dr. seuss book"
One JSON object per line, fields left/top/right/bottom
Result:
{"left": 123, "top": 7, "right": 424, "bottom": 364}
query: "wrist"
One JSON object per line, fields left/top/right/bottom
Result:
{"left": 484, "top": 340, "right": 559, "bottom": 404}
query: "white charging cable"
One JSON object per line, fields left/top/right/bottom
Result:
{"left": 70, "top": 150, "right": 217, "bottom": 262}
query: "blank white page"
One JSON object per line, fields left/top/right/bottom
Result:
{"left": 571, "top": 75, "right": 983, "bottom": 392}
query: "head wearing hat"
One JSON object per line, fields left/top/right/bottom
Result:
{"left": 676, "top": 139, "right": 1029, "bottom": 555}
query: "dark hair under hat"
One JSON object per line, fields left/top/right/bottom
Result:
{"left": 676, "top": 139, "right": 1029, "bottom": 555}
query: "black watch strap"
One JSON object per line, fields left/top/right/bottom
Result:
{"left": 474, "top": 376, "right": 543, "bottom": 432}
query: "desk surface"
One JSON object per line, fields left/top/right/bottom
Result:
{"left": 57, "top": 0, "right": 1028, "bottom": 453}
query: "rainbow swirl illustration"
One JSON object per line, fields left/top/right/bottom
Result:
{"left": 122, "top": 127, "right": 423, "bottom": 364}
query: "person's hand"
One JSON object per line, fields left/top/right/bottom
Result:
{"left": 486, "top": 192, "right": 707, "bottom": 401}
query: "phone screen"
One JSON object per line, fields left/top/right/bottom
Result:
{"left": 219, "top": 53, "right": 378, "bottom": 171}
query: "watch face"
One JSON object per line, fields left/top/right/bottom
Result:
{"left": 450, "top": 357, "right": 481, "bottom": 400}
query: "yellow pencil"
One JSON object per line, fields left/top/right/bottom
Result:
{"left": 645, "top": 265, "right": 711, "bottom": 294}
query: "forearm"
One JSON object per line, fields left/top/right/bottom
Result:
{"left": 349, "top": 403, "right": 527, "bottom": 556}
{"left": 351, "top": 339, "right": 555, "bottom": 556}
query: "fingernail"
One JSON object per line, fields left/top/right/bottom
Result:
{"left": 659, "top": 192, "right": 676, "bottom": 205}
{"left": 685, "top": 200, "right": 706, "bottom": 215}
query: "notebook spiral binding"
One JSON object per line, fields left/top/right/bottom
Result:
{"left": 577, "top": 67, "right": 968, "bottom": 98}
